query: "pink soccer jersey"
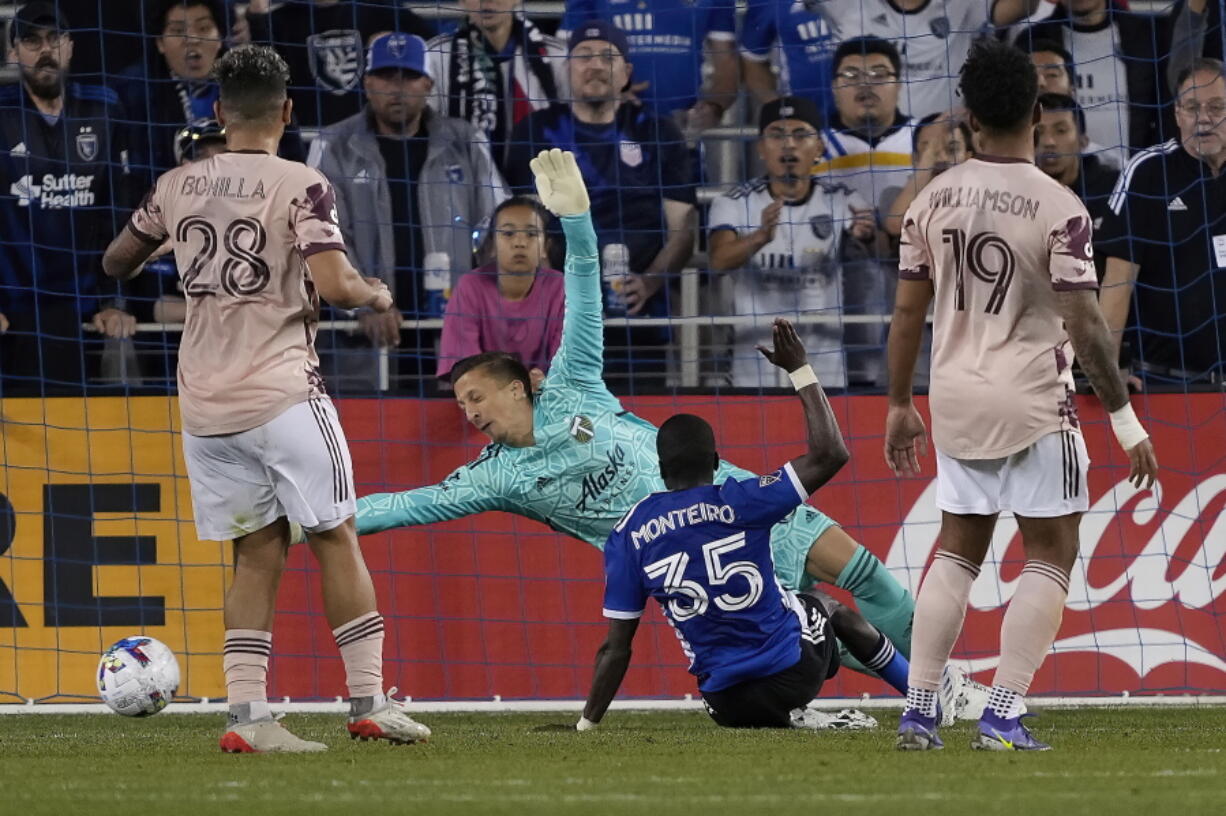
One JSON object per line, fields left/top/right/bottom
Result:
{"left": 127, "top": 152, "right": 346, "bottom": 436}
{"left": 898, "top": 156, "right": 1099, "bottom": 460}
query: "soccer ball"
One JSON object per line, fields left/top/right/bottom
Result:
{"left": 97, "top": 636, "right": 180, "bottom": 717}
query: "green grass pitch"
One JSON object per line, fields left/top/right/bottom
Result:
{"left": 2, "top": 708, "right": 1224, "bottom": 815}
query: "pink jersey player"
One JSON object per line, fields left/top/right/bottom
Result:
{"left": 103, "top": 43, "right": 432, "bottom": 754}
{"left": 883, "top": 40, "right": 1157, "bottom": 753}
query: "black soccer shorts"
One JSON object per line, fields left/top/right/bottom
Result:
{"left": 700, "top": 593, "right": 841, "bottom": 728}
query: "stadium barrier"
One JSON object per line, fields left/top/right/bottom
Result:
{"left": 1, "top": 391, "right": 1222, "bottom": 706}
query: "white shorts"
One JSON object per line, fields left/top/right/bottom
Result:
{"left": 935, "top": 430, "right": 1090, "bottom": 518}
{"left": 182, "top": 397, "right": 356, "bottom": 541}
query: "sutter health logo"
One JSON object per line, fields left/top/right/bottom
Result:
{"left": 11, "top": 172, "right": 96, "bottom": 208}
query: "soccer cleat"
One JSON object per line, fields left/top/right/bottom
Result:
{"left": 972, "top": 711, "right": 1051, "bottom": 751}
{"left": 220, "top": 717, "right": 328, "bottom": 754}
{"left": 347, "top": 688, "right": 432, "bottom": 745}
{"left": 896, "top": 708, "right": 944, "bottom": 751}
{"left": 791, "top": 707, "right": 879, "bottom": 730}
{"left": 940, "top": 664, "right": 987, "bottom": 726}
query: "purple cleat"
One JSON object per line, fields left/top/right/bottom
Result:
{"left": 972, "top": 711, "right": 1051, "bottom": 751}
{"left": 896, "top": 708, "right": 943, "bottom": 751}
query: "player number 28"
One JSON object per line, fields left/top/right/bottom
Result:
{"left": 176, "top": 216, "right": 272, "bottom": 298}
{"left": 643, "top": 532, "right": 765, "bottom": 621}
{"left": 940, "top": 227, "right": 1016, "bottom": 315}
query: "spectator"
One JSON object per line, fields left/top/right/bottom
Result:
{"left": 437, "top": 196, "right": 564, "bottom": 380}
{"left": 1019, "top": 37, "right": 1076, "bottom": 95}
{"left": 1018, "top": 36, "right": 1118, "bottom": 168}
{"left": 310, "top": 32, "right": 506, "bottom": 393}
{"left": 741, "top": 0, "right": 835, "bottom": 111}
{"left": 1098, "top": 58, "right": 1226, "bottom": 388}
{"left": 883, "top": 112, "right": 973, "bottom": 239}
{"left": 707, "top": 97, "right": 874, "bottom": 389}
{"left": 427, "top": 0, "right": 567, "bottom": 173}
{"left": 1015, "top": 0, "right": 1164, "bottom": 167}
{"left": 1035, "top": 92, "right": 1118, "bottom": 276}
{"left": 1168, "top": 0, "right": 1225, "bottom": 95}
{"left": 746, "top": 0, "right": 1041, "bottom": 120}
{"left": 246, "top": 0, "right": 434, "bottom": 129}
{"left": 560, "top": 0, "right": 738, "bottom": 131}
{"left": 0, "top": 2, "right": 137, "bottom": 396}
{"left": 813, "top": 37, "right": 912, "bottom": 216}
{"left": 127, "top": 118, "right": 229, "bottom": 388}
{"left": 116, "top": 0, "right": 303, "bottom": 180}
{"left": 504, "top": 21, "right": 697, "bottom": 379}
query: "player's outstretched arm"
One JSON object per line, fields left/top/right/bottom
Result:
{"left": 354, "top": 460, "right": 509, "bottom": 536}
{"left": 578, "top": 618, "right": 639, "bottom": 730}
{"left": 306, "top": 250, "right": 394, "bottom": 312}
{"left": 757, "top": 318, "right": 850, "bottom": 495}
{"left": 530, "top": 149, "right": 604, "bottom": 386}
{"left": 1057, "top": 289, "right": 1158, "bottom": 489}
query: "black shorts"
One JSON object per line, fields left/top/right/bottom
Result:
{"left": 701, "top": 594, "right": 841, "bottom": 729}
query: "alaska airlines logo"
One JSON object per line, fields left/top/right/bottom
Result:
{"left": 576, "top": 445, "right": 628, "bottom": 512}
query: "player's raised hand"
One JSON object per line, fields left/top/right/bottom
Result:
{"left": 1125, "top": 437, "right": 1159, "bottom": 489}
{"left": 756, "top": 317, "right": 808, "bottom": 373}
{"left": 529, "top": 149, "right": 590, "bottom": 217}
{"left": 884, "top": 404, "right": 928, "bottom": 477}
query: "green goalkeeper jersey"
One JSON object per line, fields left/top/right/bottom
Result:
{"left": 356, "top": 212, "right": 825, "bottom": 554}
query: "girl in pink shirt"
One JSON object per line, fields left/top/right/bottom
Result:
{"left": 438, "top": 197, "right": 564, "bottom": 380}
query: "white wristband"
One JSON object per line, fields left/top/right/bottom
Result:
{"left": 576, "top": 716, "right": 597, "bottom": 731}
{"left": 1109, "top": 403, "right": 1149, "bottom": 450}
{"left": 788, "top": 364, "right": 818, "bottom": 391}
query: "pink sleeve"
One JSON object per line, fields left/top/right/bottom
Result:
{"left": 437, "top": 276, "right": 484, "bottom": 378}
{"left": 545, "top": 286, "right": 564, "bottom": 366}
{"left": 898, "top": 212, "right": 932, "bottom": 280}
{"left": 291, "top": 172, "right": 346, "bottom": 258}
{"left": 127, "top": 181, "right": 168, "bottom": 243}
{"left": 1048, "top": 211, "right": 1098, "bottom": 291}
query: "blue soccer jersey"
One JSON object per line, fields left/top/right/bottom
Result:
{"left": 602, "top": 463, "right": 813, "bottom": 692}
{"left": 561, "top": 0, "right": 737, "bottom": 115}
{"left": 741, "top": 0, "right": 836, "bottom": 114}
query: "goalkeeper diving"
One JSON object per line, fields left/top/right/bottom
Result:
{"left": 355, "top": 148, "right": 916, "bottom": 683}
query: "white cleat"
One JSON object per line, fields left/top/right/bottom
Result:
{"left": 940, "top": 664, "right": 1024, "bottom": 725}
{"left": 220, "top": 718, "right": 328, "bottom": 753}
{"left": 791, "top": 707, "right": 879, "bottom": 730}
{"left": 348, "top": 688, "right": 432, "bottom": 745}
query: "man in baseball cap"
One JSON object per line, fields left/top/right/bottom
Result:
{"left": 366, "top": 31, "right": 432, "bottom": 80}
{"left": 758, "top": 95, "right": 824, "bottom": 135}
{"left": 8, "top": 1, "right": 68, "bottom": 47}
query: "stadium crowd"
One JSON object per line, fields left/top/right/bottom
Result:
{"left": 1, "top": 0, "right": 1223, "bottom": 397}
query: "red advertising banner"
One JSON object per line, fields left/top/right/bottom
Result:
{"left": 265, "top": 393, "right": 1226, "bottom": 701}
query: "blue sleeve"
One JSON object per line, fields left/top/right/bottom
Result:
{"left": 543, "top": 212, "right": 605, "bottom": 387}
{"left": 718, "top": 463, "right": 809, "bottom": 529}
{"left": 561, "top": 0, "right": 601, "bottom": 35}
{"left": 603, "top": 527, "right": 648, "bottom": 619}
{"left": 741, "top": 0, "right": 777, "bottom": 56}
{"left": 709, "top": 0, "right": 738, "bottom": 37}
{"left": 354, "top": 449, "right": 508, "bottom": 534}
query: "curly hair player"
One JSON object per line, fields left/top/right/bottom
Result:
{"left": 887, "top": 39, "right": 1159, "bottom": 751}
{"left": 103, "top": 45, "right": 430, "bottom": 753}
{"left": 349, "top": 147, "right": 934, "bottom": 709}
{"left": 580, "top": 316, "right": 910, "bottom": 732}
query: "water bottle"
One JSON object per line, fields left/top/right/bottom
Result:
{"left": 422, "top": 251, "right": 451, "bottom": 318}
{"left": 601, "top": 243, "right": 630, "bottom": 315}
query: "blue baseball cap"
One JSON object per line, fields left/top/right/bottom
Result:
{"left": 567, "top": 20, "right": 630, "bottom": 58}
{"left": 366, "top": 32, "right": 430, "bottom": 78}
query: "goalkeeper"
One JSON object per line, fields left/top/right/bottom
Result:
{"left": 355, "top": 149, "right": 914, "bottom": 668}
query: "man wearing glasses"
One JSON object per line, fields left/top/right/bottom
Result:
{"left": 1098, "top": 58, "right": 1226, "bottom": 388}
{"left": 0, "top": 2, "right": 138, "bottom": 396}
{"left": 708, "top": 97, "right": 874, "bottom": 389}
